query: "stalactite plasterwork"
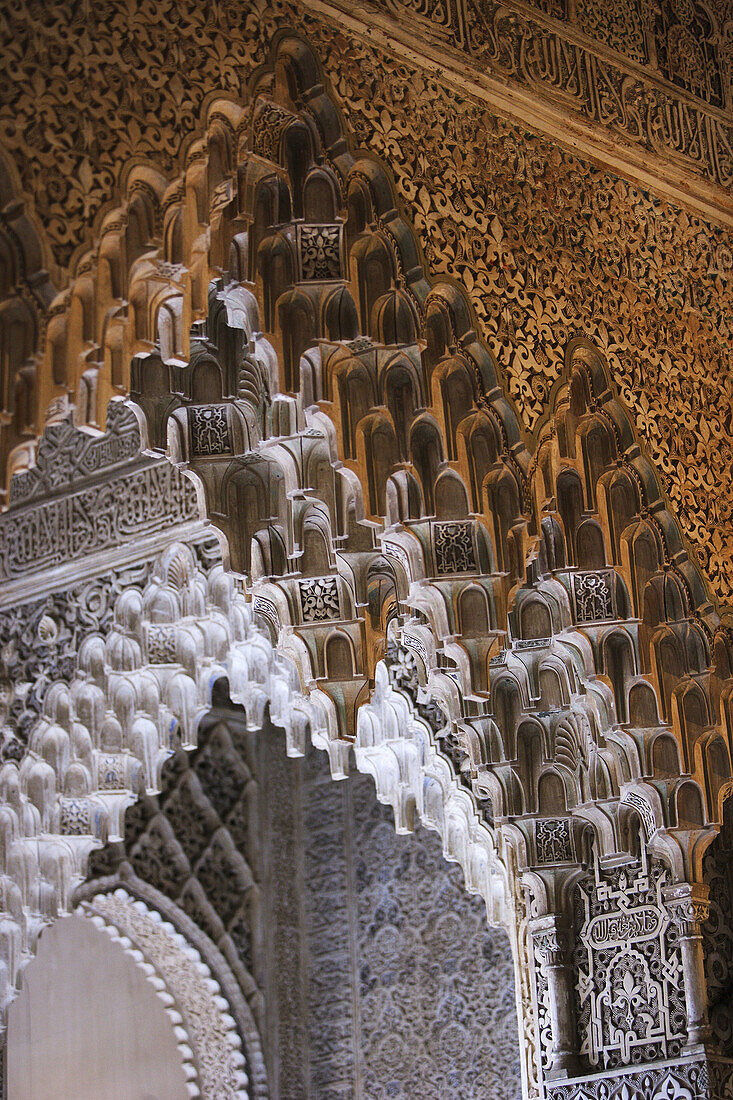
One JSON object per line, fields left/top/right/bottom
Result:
{"left": 1, "top": 14, "right": 733, "bottom": 1100}
{"left": 1, "top": 1, "right": 731, "bottom": 605}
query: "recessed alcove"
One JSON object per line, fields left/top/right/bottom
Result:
{"left": 7, "top": 914, "right": 190, "bottom": 1100}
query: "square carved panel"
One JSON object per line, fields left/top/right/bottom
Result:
{"left": 297, "top": 223, "right": 343, "bottom": 281}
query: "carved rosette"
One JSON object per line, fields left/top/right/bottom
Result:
{"left": 299, "top": 577, "right": 341, "bottom": 623}
{"left": 297, "top": 223, "right": 343, "bottom": 281}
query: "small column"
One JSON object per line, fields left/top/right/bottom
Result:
{"left": 663, "top": 882, "right": 712, "bottom": 1051}
{"left": 530, "top": 914, "right": 580, "bottom": 1079}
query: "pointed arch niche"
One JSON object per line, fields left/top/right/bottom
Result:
{"left": 7, "top": 901, "right": 249, "bottom": 1100}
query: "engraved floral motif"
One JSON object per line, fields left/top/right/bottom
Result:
{"left": 252, "top": 100, "right": 297, "bottom": 162}
{"left": 655, "top": 0, "right": 723, "bottom": 106}
{"left": 299, "top": 576, "right": 341, "bottom": 622}
{"left": 298, "top": 223, "right": 342, "bottom": 280}
{"left": 145, "top": 623, "right": 177, "bottom": 664}
{"left": 59, "top": 797, "right": 91, "bottom": 835}
{"left": 576, "top": 0, "right": 647, "bottom": 63}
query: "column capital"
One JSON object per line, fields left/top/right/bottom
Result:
{"left": 663, "top": 882, "right": 710, "bottom": 937}
{"left": 529, "top": 914, "right": 572, "bottom": 966}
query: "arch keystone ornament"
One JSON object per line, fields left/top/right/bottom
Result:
{"left": 0, "top": 22, "right": 733, "bottom": 1100}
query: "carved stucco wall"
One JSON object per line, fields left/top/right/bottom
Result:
{"left": 702, "top": 800, "right": 733, "bottom": 1059}
{"left": 310, "top": 29, "right": 733, "bottom": 606}
{"left": 259, "top": 728, "right": 522, "bottom": 1100}
{"left": 356, "top": 0, "right": 733, "bottom": 124}
{"left": 0, "top": 0, "right": 731, "bottom": 610}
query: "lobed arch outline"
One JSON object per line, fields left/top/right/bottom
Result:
{"left": 69, "top": 876, "right": 259, "bottom": 1099}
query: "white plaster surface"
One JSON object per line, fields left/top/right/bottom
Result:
{"left": 7, "top": 914, "right": 190, "bottom": 1100}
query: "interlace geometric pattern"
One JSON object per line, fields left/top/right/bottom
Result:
{"left": 572, "top": 570, "right": 615, "bottom": 622}
{"left": 535, "top": 818, "right": 573, "bottom": 863}
{"left": 189, "top": 406, "right": 231, "bottom": 455}
{"left": 573, "top": 858, "right": 687, "bottom": 1070}
{"left": 433, "top": 521, "right": 477, "bottom": 574}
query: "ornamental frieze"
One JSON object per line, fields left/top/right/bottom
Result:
{"left": 366, "top": 0, "right": 731, "bottom": 117}
{"left": 0, "top": 400, "right": 198, "bottom": 580}
{"left": 0, "top": 461, "right": 197, "bottom": 579}
{"left": 0, "top": 0, "right": 730, "bottom": 273}
{"left": 9, "top": 401, "right": 142, "bottom": 503}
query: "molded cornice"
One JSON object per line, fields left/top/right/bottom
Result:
{"left": 302, "top": 0, "right": 733, "bottom": 228}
